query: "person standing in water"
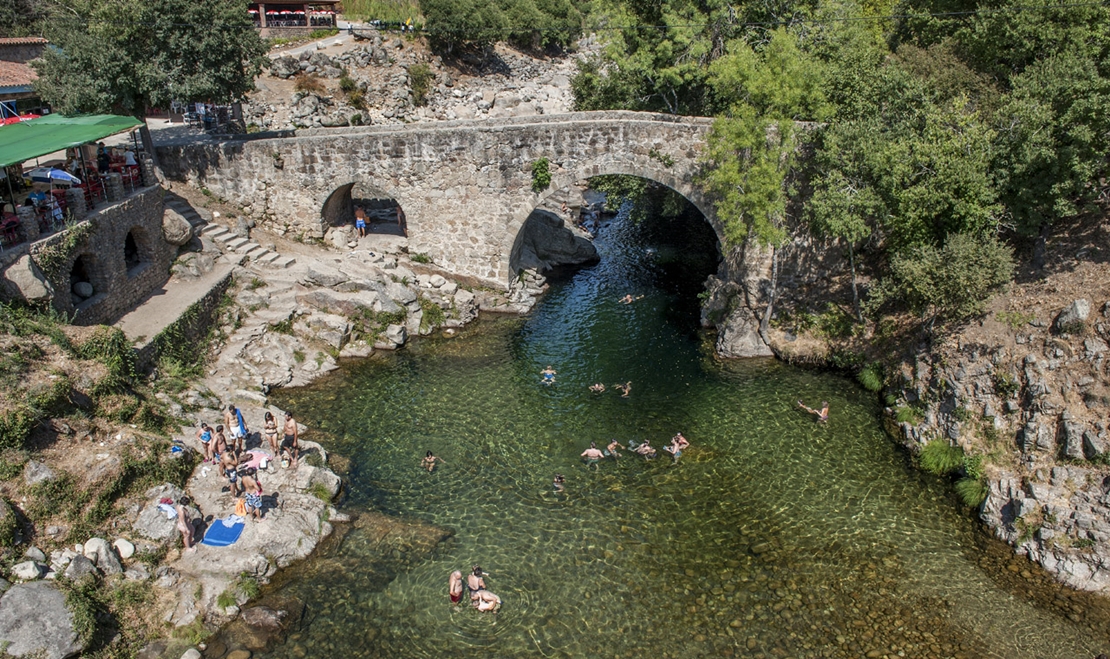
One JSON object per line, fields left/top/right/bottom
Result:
{"left": 797, "top": 400, "right": 829, "bottom": 423}
{"left": 605, "top": 439, "right": 622, "bottom": 459}
{"left": 581, "top": 442, "right": 605, "bottom": 470}
{"left": 664, "top": 433, "right": 690, "bottom": 463}
{"left": 553, "top": 474, "right": 566, "bottom": 493}
{"left": 448, "top": 570, "right": 464, "bottom": 605}
{"left": 422, "top": 451, "right": 446, "bottom": 472}
{"left": 541, "top": 365, "right": 557, "bottom": 384}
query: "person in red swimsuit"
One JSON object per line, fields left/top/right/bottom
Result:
{"left": 449, "top": 570, "right": 464, "bottom": 604}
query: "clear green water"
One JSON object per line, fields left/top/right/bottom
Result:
{"left": 258, "top": 197, "right": 1110, "bottom": 659}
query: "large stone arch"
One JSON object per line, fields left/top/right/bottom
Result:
{"left": 499, "top": 161, "right": 722, "bottom": 285}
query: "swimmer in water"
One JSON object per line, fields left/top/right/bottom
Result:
{"left": 633, "top": 439, "right": 656, "bottom": 459}
{"left": 798, "top": 400, "right": 829, "bottom": 423}
{"left": 614, "top": 382, "right": 631, "bottom": 398}
{"left": 581, "top": 442, "right": 605, "bottom": 470}
{"left": 421, "top": 450, "right": 446, "bottom": 472}
{"left": 664, "top": 433, "right": 690, "bottom": 463}
{"left": 553, "top": 474, "right": 565, "bottom": 493}
{"left": 541, "top": 365, "right": 556, "bottom": 384}
{"left": 605, "top": 439, "right": 622, "bottom": 459}
{"left": 449, "top": 570, "right": 464, "bottom": 605}
{"left": 589, "top": 383, "right": 606, "bottom": 393}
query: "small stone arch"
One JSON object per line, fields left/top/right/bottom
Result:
{"left": 500, "top": 164, "right": 722, "bottom": 285}
{"left": 322, "top": 181, "right": 407, "bottom": 236}
{"left": 69, "top": 253, "right": 99, "bottom": 305}
{"left": 124, "top": 226, "right": 154, "bottom": 275}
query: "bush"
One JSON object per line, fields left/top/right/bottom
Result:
{"left": 993, "top": 370, "right": 1020, "bottom": 398}
{"left": 309, "top": 28, "right": 339, "bottom": 40}
{"left": 531, "top": 157, "right": 551, "bottom": 192}
{"left": 409, "top": 63, "right": 433, "bottom": 106}
{"left": 919, "top": 439, "right": 965, "bottom": 475}
{"left": 350, "top": 113, "right": 364, "bottom": 126}
{"left": 895, "top": 405, "right": 924, "bottom": 424}
{"left": 955, "top": 477, "right": 989, "bottom": 507}
{"left": 857, "top": 363, "right": 883, "bottom": 392}
{"left": 338, "top": 73, "right": 357, "bottom": 93}
{"left": 295, "top": 74, "right": 326, "bottom": 95}
{"left": 868, "top": 233, "right": 1014, "bottom": 325}
{"left": 347, "top": 89, "right": 366, "bottom": 110}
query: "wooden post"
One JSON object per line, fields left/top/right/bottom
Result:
{"left": 259, "top": 3, "right": 267, "bottom": 27}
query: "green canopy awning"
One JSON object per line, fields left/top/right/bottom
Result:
{"left": 0, "top": 114, "right": 143, "bottom": 168}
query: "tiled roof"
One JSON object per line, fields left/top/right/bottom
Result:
{"left": 0, "top": 60, "right": 36, "bottom": 88}
{"left": 0, "top": 37, "right": 47, "bottom": 46}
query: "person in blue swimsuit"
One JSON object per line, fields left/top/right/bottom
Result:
{"left": 355, "top": 206, "right": 367, "bottom": 238}
{"left": 541, "top": 365, "right": 556, "bottom": 384}
{"left": 196, "top": 423, "right": 214, "bottom": 463}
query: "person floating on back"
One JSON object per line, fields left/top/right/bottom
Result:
{"left": 541, "top": 365, "right": 556, "bottom": 384}
{"left": 797, "top": 400, "right": 829, "bottom": 423}
{"left": 589, "top": 383, "right": 606, "bottom": 393}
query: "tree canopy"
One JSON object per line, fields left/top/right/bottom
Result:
{"left": 571, "top": 0, "right": 1110, "bottom": 324}
{"left": 420, "top": 0, "right": 583, "bottom": 53}
{"left": 32, "top": 0, "right": 266, "bottom": 118}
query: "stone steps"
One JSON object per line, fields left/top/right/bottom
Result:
{"left": 165, "top": 193, "right": 295, "bottom": 269}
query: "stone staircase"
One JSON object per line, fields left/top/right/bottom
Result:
{"left": 164, "top": 193, "right": 296, "bottom": 269}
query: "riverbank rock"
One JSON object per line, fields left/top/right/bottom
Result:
{"left": 84, "top": 537, "right": 123, "bottom": 575}
{"left": 132, "top": 484, "right": 188, "bottom": 541}
{"left": 510, "top": 210, "right": 599, "bottom": 274}
{"left": 1054, "top": 299, "right": 1090, "bottom": 332}
{"left": 0, "top": 581, "right": 85, "bottom": 659}
{"left": 11, "top": 561, "right": 46, "bottom": 581}
{"left": 1, "top": 254, "right": 54, "bottom": 303}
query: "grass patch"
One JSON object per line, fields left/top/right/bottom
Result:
{"left": 895, "top": 405, "right": 924, "bottom": 425}
{"left": 295, "top": 74, "right": 327, "bottom": 95}
{"left": 955, "top": 477, "right": 989, "bottom": 507}
{"left": 919, "top": 439, "right": 965, "bottom": 475}
{"left": 292, "top": 349, "right": 306, "bottom": 364}
{"left": 418, "top": 297, "right": 446, "bottom": 331}
{"left": 271, "top": 318, "right": 295, "bottom": 335}
{"left": 996, "top": 310, "right": 1035, "bottom": 330}
{"left": 247, "top": 277, "right": 267, "bottom": 291}
{"left": 410, "top": 252, "right": 431, "bottom": 264}
{"left": 992, "top": 370, "right": 1020, "bottom": 398}
{"left": 309, "top": 28, "right": 339, "bottom": 40}
{"left": 309, "top": 482, "right": 334, "bottom": 502}
{"left": 857, "top": 363, "right": 883, "bottom": 392}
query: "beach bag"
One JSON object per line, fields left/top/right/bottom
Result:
{"left": 234, "top": 498, "right": 247, "bottom": 517}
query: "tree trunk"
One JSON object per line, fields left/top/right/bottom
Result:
{"left": 136, "top": 116, "right": 159, "bottom": 167}
{"left": 849, "top": 242, "right": 863, "bottom": 323}
{"left": 1032, "top": 222, "right": 1049, "bottom": 271}
{"left": 759, "top": 245, "right": 778, "bottom": 347}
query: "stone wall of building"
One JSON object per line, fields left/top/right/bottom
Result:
{"left": 27, "top": 186, "right": 176, "bottom": 326}
{"left": 157, "top": 111, "right": 719, "bottom": 286}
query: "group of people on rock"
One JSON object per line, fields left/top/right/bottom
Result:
{"left": 194, "top": 404, "right": 303, "bottom": 523}
{"left": 448, "top": 565, "right": 501, "bottom": 612}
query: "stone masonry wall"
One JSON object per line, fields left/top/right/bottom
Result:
{"left": 156, "top": 111, "right": 720, "bottom": 286}
{"left": 29, "top": 186, "right": 176, "bottom": 326}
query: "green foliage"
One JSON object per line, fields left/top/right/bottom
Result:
{"left": 996, "top": 310, "right": 1034, "bottom": 330}
{"left": 76, "top": 326, "right": 136, "bottom": 394}
{"left": 271, "top": 318, "right": 294, "bottom": 335}
{"left": 408, "top": 63, "right": 433, "bottom": 106}
{"left": 33, "top": 0, "right": 266, "bottom": 116}
{"left": 954, "top": 477, "right": 989, "bottom": 507}
{"left": 343, "top": 0, "right": 422, "bottom": 22}
{"left": 419, "top": 297, "right": 446, "bottom": 330}
{"left": 350, "top": 113, "right": 364, "bottom": 126}
{"left": 531, "top": 157, "right": 551, "bottom": 193}
{"left": 0, "top": 376, "right": 72, "bottom": 449}
{"left": 33, "top": 220, "right": 94, "bottom": 281}
{"left": 309, "top": 28, "right": 340, "bottom": 40}
{"left": 992, "top": 369, "right": 1019, "bottom": 398}
{"left": 216, "top": 590, "right": 236, "bottom": 609}
{"left": 866, "top": 233, "right": 1013, "bottom": 325}
{"left": 293, "top": 349, "right": 306, "bottom": 364}
{"left": 339, "top": 73, "right": 357, "bottom": 93}
{"left": 919, "top": 439, "right": 964, "bottom": 476}
{"left": 60, "top": 577, "right": 103, "bottom": 647}
{"left": 348, "top": 89, "right": 367, "bottom": 110}
{"left": 411, "top": 252, "right": 432, "bottom": 264}
{"left": 0, "top": 496, "right": 16, "bottom": 546}
{"left": 895, "top": 405, "right": 923, "bottom": 425}
{"left": 857, "top": 363, "right": 883, "bottom": 392}
{"left": 420, "top": 0, "right": 580, "bottom": 53}
{"left": 814, "top": 303, "right": 855, "bottom": 339}
{"left": 309, "top": 482, "right": 334, "bottom": 502}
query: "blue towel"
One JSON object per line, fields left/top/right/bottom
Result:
{"left": 200, "top": 518, "right": 245, "bottom": 547}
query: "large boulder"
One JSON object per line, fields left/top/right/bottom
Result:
{"left": 1, "top": 254, "right": 53, "bottom": 303}
{"left": 63, "top": 554, "right": 98, "bottom": 581}
{"left": 717, "top": 306, "right": 773, "bottom": 358}
{"left": 23, "top": 460, "right": 56, "bottom": 487}
{"left": 162, "top": 208, "right": 194, "bottom": 246}
{"left": 132, "top": 484, "right": 187, "bottom": 541}
{"left": 0, "top": 582, "right": 85, "bottom": 659}
{"left": 269, "top": 56, "right": 299, "bottom": 79}
{"left": 300, "top": 263, "right": 348, "bottom": 289}
{"left": 296, "top": 290, "right": 380, "bottom": 318}
{"left": 1054, "top": 299, "right": 1090, "bottom": 333}
{"left": 83, "top": 538, "right": 122, "bottom": 575}
{"left": 509, "top": 210, "right": 599, "bottom": 274}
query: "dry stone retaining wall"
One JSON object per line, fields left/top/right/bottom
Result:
{"left": 157, "top": 111, "right": 718, "bottom": 286}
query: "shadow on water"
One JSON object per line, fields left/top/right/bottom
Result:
{"left": 253, "top": 189, "right": 1110, "bottom": 659}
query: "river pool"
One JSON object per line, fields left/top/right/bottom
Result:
{"left": 259, "top": 191, "right": 1110, "bottom": 659}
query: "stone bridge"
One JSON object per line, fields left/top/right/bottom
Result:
{"left": 157, "top": 111, "right": 718, "bottom": 286}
